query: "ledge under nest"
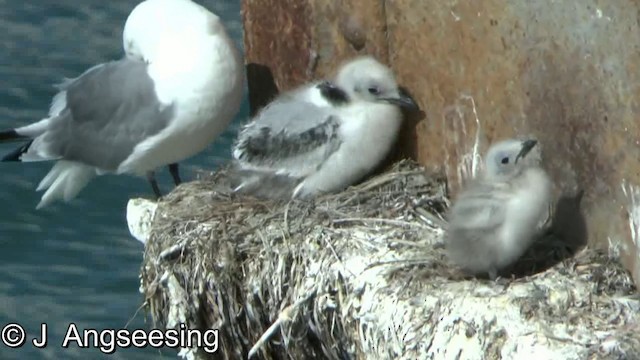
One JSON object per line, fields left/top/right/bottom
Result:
{"left": 129, "top": 160, "right": 640, "bottom": 360}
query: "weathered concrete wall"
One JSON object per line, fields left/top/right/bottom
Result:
{"left": 241, "top": 0, "right": 640, "bottom": 284}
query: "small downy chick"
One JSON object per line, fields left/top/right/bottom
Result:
{"left": 445, "top": 138, "right": 553, "bottom": 280}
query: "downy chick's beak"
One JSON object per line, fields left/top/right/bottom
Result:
{"left": 381, "top": 87, "right": 420, "bottom": 112}
{"left": 515, "top": 139, "right": 538, "bottom": 163}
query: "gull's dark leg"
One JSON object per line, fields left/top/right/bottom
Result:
{"left": 146, "top": 171, "right": 162, "bottom": 199}
{"left": 168, "top": 163, "right": 181, "bottom": 186}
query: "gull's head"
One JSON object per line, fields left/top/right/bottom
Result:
{"left": 123, "top": 0, "right": 225, "bottom": 62}
{"left": 334, "top": 56, "right": 419, "bottom": 111}
{"left": 484, "top": 138, "right": 539, "bottom": 178}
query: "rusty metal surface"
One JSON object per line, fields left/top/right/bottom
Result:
{"left": 241, "top": 0, "right": 388, "bottom": 113}
{"left": 241, "top": 0, "right": 313, "bottom": 114}
{"left": 241, "top": 0, "right": 640, "bottom": 284}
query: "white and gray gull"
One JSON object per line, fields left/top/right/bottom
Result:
{"left": 445, "top": 138, "right": 553, "bottom": 280}
{"left": 231, "top": 55, "right": 419, "bottom": 199}
{"left": 0, "top": 0, "right": 244, "bottom": 209}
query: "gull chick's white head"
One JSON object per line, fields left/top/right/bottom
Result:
{"left": 334, "top": 56, "right": 419, "bottom": 111}
{"left": 123, "top": 0, "right": 224, "bottom": 63}
{"left": 484, "top": 139, "right": 539, "bottom": 179}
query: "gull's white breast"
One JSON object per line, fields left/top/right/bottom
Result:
{"left": 294, "top": 102, "right": 402, "bottom": 195}
{"left": 497, "top": 167, "right": 552, "bottom": 267}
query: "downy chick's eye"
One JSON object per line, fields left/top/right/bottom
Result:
{"left": 368, "top": 87, "right": 380, "bottom": 95}
{"left": 501, "top": 157, "right": 509, "bottom": 164}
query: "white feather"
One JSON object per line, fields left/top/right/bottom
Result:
{"left": 35, "top": 161, "right": 96, "bottom": 209}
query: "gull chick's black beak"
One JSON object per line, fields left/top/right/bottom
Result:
{"left": 515, "top": 139, "right": 538, "bottom": 163}
{"left": 317, "top": 81, "right": 350, "bottom": 105}
{"left": 382, "top": 86, "right": 420, "bottom": 112}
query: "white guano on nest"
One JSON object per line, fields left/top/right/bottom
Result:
{"left": 128, "top": 160, "right": 640, "bottom": 360}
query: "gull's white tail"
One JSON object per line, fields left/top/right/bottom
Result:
{"left": 36, "top": 161, "right": 96, "bottom": 209}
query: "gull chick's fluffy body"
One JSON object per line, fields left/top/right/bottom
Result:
{"left": 445, "top": 139, "right": 553, "bottom": 279}
{"left": 231, "top": 56, "right": 418, "bottom": 200}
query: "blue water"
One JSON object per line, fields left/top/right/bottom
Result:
{"left": 0, "top": 1, "right": 247, "bottom": 358}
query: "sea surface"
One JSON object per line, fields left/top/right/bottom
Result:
{"left": 0, "top": 1, "right": 247, "bottom": 358}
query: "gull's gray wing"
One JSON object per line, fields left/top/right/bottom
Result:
{"left": 233, "top": 95, "right": 342, "bottom": 178}
{"left": 23, "top": 58, "right": 174, "bottom": 171}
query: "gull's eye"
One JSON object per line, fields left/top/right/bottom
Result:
{"left": 501, "top": 157, "right": 509, "bottom": 164}
{"left": 368, "top": 87, "right": 380, "bottom": 95}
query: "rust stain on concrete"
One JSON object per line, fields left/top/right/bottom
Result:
{"left": 308, "top": 0, "right": 388, "bottom": 76}
{"left": 242, "top": 0, "right": 390, "bottom": 115}
{"left": 241, "top": 0, "right": 313, "bottom": 114}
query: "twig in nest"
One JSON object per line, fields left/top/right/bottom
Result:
{"left": 283, "top": 201, "right": 292, "bottom": 233}
{"left": 332, "top": 217, "right": 430, "bottom": 229}
{"left": 365, "top": 258, "right": 439, "bottom": 271}
{"left": 158, "top": 242, "right": 187, "bottom": 262}
{"left": 247, "top": 289, "right": 317, "bottom": 359}
{"left": 413, "top": 207, "right": 448, "bottom": 229}
{"left": 335, "top": 170, "right": 426, "bottom": 207}
{"left": 356, "top": 170, "right": 426, "bottom": 192}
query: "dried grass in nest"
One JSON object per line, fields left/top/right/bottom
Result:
{"left": 138, "top": 159, "right": 640, "bottom": 360}
{"left": 140, "top": 160, "right": 447, "bottom": 359}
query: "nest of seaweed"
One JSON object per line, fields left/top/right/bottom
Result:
{"left": 139, "top": 160, "right": 640, "bottom": 360}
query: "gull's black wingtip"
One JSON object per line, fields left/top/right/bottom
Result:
{"left": 2, "top": 140, "right": 32, "bottom": 162}
{"left": 0, "top": 129, "right": 26, "bottom": 142}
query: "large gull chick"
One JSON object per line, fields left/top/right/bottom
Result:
{"left": 445, "top": 138, "right": 553, "bottom": 280}
{"left": 227, "top": 79, "right": 350, "bottom": 198}
{"left": 0, "top": 0, "right": 244, "bottom": 209}
{"left": 231, "top": 56, "right": 418, "bottom": 199}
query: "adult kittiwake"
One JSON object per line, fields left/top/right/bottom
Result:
{"left": 445, "top": 138, "right": 553, "bottom": 280}
{"left": 231, "top": 55, "right": 418, "bottom": 199}
{"left": 0, "top": 0, "right": 244, "bottom": 209}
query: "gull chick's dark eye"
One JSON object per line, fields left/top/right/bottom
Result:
{"left": 501, "top": 157, "right": 509, "bottom": 164}
{"left": 368, "top": 87, "right": 380, "bottom": 95}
